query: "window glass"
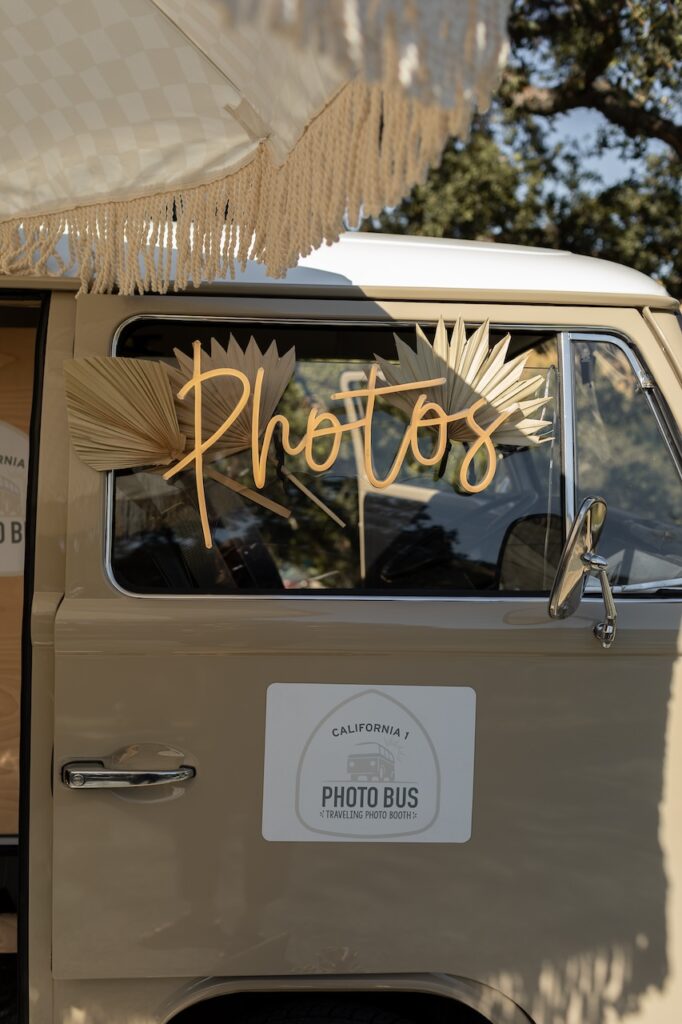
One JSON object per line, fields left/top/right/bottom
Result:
{"left": 574, "top": 339, "right": 682, "bottom": 589}
{"left": 111, "top": 320, "right": 561, "bottom": 595}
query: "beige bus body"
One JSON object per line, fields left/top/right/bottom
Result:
{"left": 2, "top": 236, "right": 682, "bottom": 1024}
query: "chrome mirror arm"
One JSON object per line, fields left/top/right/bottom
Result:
{"left": 548, "top": 496, "right": 617, "bottom": 648}
{"left": 582, "top": 552, "right": 617, "bottom": 649}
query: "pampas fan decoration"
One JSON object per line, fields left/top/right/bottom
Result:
{"left": 64, "top": 356, "right": 186, "bottom": 470}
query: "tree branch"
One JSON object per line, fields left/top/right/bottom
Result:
{"left": 510, "top": 79, "right": 682, "bottom": 159}
{"left": 588, "top": 78, "right": 682, "bottom": 158}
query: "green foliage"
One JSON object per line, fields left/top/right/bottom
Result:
{"left": 365, "top": 0, "right": 682, "bottom": 295}
{"left": 550, "top": 152, "right": 681, "bottom": 286}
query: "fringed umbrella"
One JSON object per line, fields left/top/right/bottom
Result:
{"left": 0, "top": 1, "right": 511, "bottom": 293}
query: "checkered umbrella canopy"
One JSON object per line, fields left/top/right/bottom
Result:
{"left": 0, "top": 0, "right": 510, "bottom": 293}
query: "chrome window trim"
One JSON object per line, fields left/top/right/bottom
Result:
{"left": 567, "top": 329, "right": 682, "bottom": 597}
{"left": 642, "top": 382, "right": 682, "bottom": 482}
{"left": 106, "top": 314, "right": 566, "bottom": 600}
{"left": 568, "top": 330, "right": 653, "bottom": 388}
{"left": 558, "top": 332, "right": 575, "bottom": 532}
{"left": 567, "top": 329, "right": 682, "bottom": 481}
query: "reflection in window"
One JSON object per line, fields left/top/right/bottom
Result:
{"left": 111, "top": 321, "right": 561, "bottom": 595}
{"left": 574, "top": 340, "right": 682, "bottom": 588}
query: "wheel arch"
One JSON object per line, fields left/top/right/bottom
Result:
{"left": 159, "top": 973, "right": 533, "bottom": 1024}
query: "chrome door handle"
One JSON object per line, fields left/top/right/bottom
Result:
{"left": 62, "top": 761, "right": 196, "bottom": 789}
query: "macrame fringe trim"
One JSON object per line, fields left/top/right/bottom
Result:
{"left": 0, "top": 78, "right": 474, "bottom": 294}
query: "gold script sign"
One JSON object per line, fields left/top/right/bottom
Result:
{"left": 164, "top": 342, "right": 515, "bottom": 548}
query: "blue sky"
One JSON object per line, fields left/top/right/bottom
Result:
{"left": 546, "top": 107, "right": 666, "bottom": 187}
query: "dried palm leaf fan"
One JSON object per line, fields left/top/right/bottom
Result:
{"left": 64, "top": 357, "right": 186, "bottom": 470}
{"left": 375, "top": 316, "right": 552, "bottom": 448}
{"left": 373, "top": 316, "right": 553, "bottom": 493}
{"left": 168, "top": 336, "right": 295, "bottom": 456}
{"left": 168, "top": 336, "right": 345, "bottom": 526}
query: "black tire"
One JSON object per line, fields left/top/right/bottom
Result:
{"left": 238, "top": 998, "right": 415, "bottom": 1024}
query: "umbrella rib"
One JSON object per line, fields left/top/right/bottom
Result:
{"left": 144, "top": 1, "right": 245, "bottom": 100}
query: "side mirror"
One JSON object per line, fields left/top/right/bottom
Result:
{"left": 548, "top": 496, "right": 617, "bottom": 648}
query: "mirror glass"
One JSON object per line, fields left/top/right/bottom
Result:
{"left": 548, "top": 496, "right": 607, "bottom": 619}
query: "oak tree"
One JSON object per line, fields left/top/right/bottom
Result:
{"left": 366, "top": 1, "right": 682, "bottom": 295}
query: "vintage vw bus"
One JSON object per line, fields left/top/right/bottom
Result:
{"left": 1, "top": 232, "right": 682, "bottom": 1024}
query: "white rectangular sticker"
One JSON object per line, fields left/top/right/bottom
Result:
{"left": 262, "top": 684, "right": 475, "bottom": 843}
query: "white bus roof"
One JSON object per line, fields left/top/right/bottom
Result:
{"left": 0, "top": 231, "right": 673, "bottom": 306}
{"left": 286, "top": 233, "right": 670, "bottom": 301}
